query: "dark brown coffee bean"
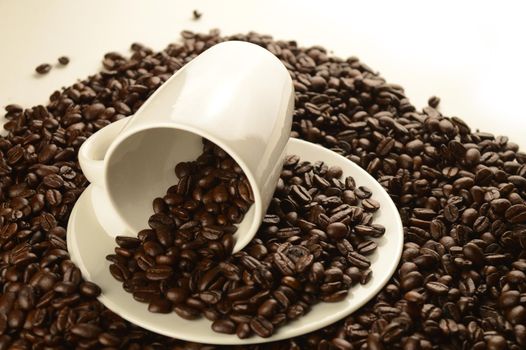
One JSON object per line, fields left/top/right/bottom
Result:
{"left": 211, "top": 319, "right": 236, "bottom": 334}
{"left": 237, "top": 181, "right": 254, "bottom": 203}
{"left": 70, "top": 323, "right": 102, "bottom": 338}
{"left": 505, "top": 204, "right": 526, "bottom": 223}
{"left": 250, "top": 316, "right": 274, "bottom": 338}
{"left": 326, "top": 222, "right": 348, "bottom": 239}
{"left": 258, "top": 298, "right": 279, "bottom": 318}
{"left": 347, "top": 251, "right": 370, "bottom": 269}
{"left": 148, "top": 298, "right": 172, "bottom": 313}
{"left": 35, "top": 63, "right": 52, "bottom": 74}
{"left": 463, "top": 243, "right": 485, "bottom": 265}
{"left": 355, "top": 186, "right": 372, "bottom": 199}
{"left": 376, "top": 137, "right": 395, "bottom": 156}
{"left": 146, "top": 265, "right": 173, "bottom": 280}
{"left": 425, "top": 281, "right": 449, "bottom": 295}
{"left": 236, "top": 322, "right": 252, "bottom": 339}
{"left": 362, "top": 198, "right": 380, "bottom": 212}
{"left": 357, "top": 240, "right": 377, "bottom": 255}
{"left": 79, "top": 282, "right": 101, "bottom": 297}
{"left": 43, "top": 174, "right": 64, "bottom": 188}
{"left": 443, "top": 204, "right": 459, "bottom": 222}
{"left": 166, "top": 287, "right": 188, "bottom": 304}
{"left": 499, "top": 290, "right": 520, "bottom": 309}
{"left": 115, "top": 236, "right": 141, "bottom": 249}
{"left": 58, "top": 56, "right": 70, "bottom": 65}
{"left": 174, "top": 305, "right": 200, "bottom": 320}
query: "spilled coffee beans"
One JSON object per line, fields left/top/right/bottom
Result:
{"left": 110, "top": 141, "right": 383, "bottom": 338}
{"left": 1, "top": 29, "right": 525, "bottom": 348}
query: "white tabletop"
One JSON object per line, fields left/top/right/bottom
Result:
{"left": 1, "top": 0, "right": 525, "bottom": 149}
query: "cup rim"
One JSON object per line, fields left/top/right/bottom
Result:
{"left": 102, "top": 121, "right": 263, "bottom": 251}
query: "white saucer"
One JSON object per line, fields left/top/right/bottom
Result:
{"left": 67, "top": 138, "right": 403, "bottom": 345}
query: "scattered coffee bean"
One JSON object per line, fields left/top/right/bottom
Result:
{"left": 58, "top": 56, "right": 70, "bottom": 65}
{"left": 193, "top": 10, "right": 202, "bottom": 20}
{"left": 35, "top": 63, "right": 51, "bottom": 74}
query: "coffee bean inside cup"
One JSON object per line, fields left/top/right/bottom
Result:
{"left": 109, "top": 139, "right": 383, "bottom": 338}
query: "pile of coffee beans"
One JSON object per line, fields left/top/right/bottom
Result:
{"left": 1, "top": 29, "right": 525, "bottom": 349}
{"left": 110, "top": 139, "right": 383, "bottom": 338}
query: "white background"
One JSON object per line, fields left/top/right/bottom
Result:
{"left": 1, "top": 0, "right": 525, "bottom": 149}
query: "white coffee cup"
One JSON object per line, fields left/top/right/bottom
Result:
{"left": 78, "top": 41, "right": 294, "bottom": 252}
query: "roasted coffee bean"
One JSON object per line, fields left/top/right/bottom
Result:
{"left": 355, "top": 186, "right": 372, "bottom": 199}
{"left": 79, "top": 282, "right": 101, "bottom": 297}
{"left": 357, "top": 240, "right": 377, "bottom": 255}
{"left": 58, "top": 56, "right": 70, "bottom": 65}
{"left": 166, "top": 287, "right": 189, "bottom": 304}
{"left": 250, "top": 316, "right": 274, "bottom": 338}
{"left": 174, "top": 304, "right": 200, "bottom": 320}
{"left": 35, "top": 63, "right": 51, "bottom": 74}
{"left": 211, "top": 319, "right": 236, "bottom": 334}
{"left": 70, "top": 323, "right": 102, "bottom": 338}
{"left": 347, "top": 251, "right": 371, "bottom": 269}
{"left": 505, "top": 204, "right": 526, "bottom": 223}
{"left": 236, "top": 322, "right": 252, "bottom": 339}
{"left": 148, "top": 298, "right": 172, "bottom": 313}
{"left": 326, "top": 222, "right": 348, "bottom": 239}
{"left": 425, "top": 281, "right": 449, "bottom": 295}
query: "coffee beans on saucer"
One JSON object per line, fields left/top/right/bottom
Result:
{"left": 109, "top": 141, "right": 383, "bottom": 338}
{"left": 1, "top": 29, "right": 525, "bottom": 348}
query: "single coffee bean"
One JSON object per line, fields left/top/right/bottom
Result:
{"left": 174, "top": 304, "right": 200, "bottom": 320}
{"left": 211, "top": 319, "right": 236, "bottom": 334}
{"left": 35, "top": 63, "right": 52, "bottom": 74}
{"left": 326, "top": 222, "right": 348, "bottom": 240}
{"left": 505, "top": 204, "right": 526, "bottom": 223}
{"left": 148, "top": 298, "right": 172, "bottom": 313}
{"left": 70, "top": 323, "right": 102, "bottom": 338}
{"left": 58, "top": 56, "right": 70, "bottom": 65}
{"left": 425, "top": 281, "right": 449, "bottom": 295}
{"left": 166, "top": 287, "right": 188, "bottom": 305}
{"left": 250, "top": 316, "right": 274, "bottom": 338}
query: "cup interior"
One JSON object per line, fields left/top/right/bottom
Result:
{"left": 105, "top": 127, "right": 258, "bottom": 248}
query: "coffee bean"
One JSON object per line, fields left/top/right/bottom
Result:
{"left": 425, "top": 281, "right": 449, "bottom": 295}
{"left": 35, "top": 63, "right": 51, "bottom": 74}
{"left": 236, "top": 322, "right": 252, "bottom": 339}
{"left": 355, "top": 186, "right": 372, "bottom": 199}
{"left": 362, "top": 198, "right": 380, "bottom": 212}
{"left": 347, "top": 251, "right": 370, "bottom": 269}
{"left": 148, "top": 298, "right": 172, "bottom": 313}
{"left": 326, "top": 222, "right": 348, "bottom": 240}
{"left": 463, "top": 243, "right": 485, "bottom": 265}
{"left": 505, "top": 204, "right": 526, "bottom": 223}
{"left": 58, "top": 56, "right": 70, "bottom": 65}
{"left": 145, "top": 265, "right": 173, "bottom": 280}
{"left": 70, "top": 323, "right": 102, "bottom": 338}
{"left": 465, "top": 148, "right": 481, "bottom": 166}
{"left": 79, "top": 282, "right": 101, "bottom": 297}
{"left": 174, "top": 304, "right": 200, "bottom": 320}
{"left": 376, "top": 137, "right": 395, "bottom": 156}
{"left": 166, "top": 287, "right": 188, "bottom": 304}
{"left": 211, "top": 319, "right": 236, "bottom": 334}
{"left": 258, "top": 298, "right": 279, "bottom": 318}
{"left": 250, "top": 316, "right": 274, "bottom": 338}
{"left": 357, "top": 240, "right": 377, "bottom": 255}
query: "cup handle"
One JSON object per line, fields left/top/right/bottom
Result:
{"left": 78, "top": 117, "right": 130, "bottom": 187}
